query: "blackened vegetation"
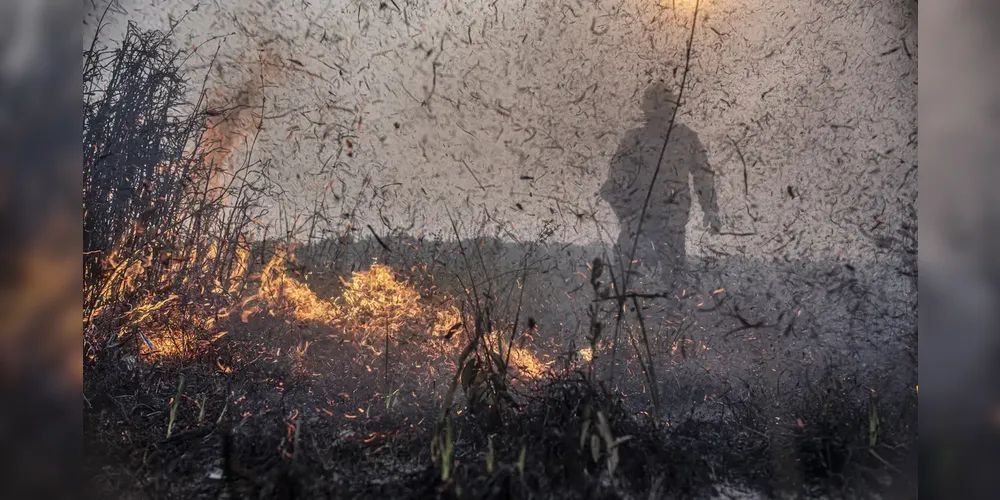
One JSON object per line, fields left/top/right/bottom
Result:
{"left": 86, "top": 318, "right": 915, "bottom": 499}
{"left": 83, "top": 21, "right": 277, "bottom": 350}
{"left": 446, "top": 374, "right": 764, "bottom": 499}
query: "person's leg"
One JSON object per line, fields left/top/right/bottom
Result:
{"left": 663, "top": 226, "right": 686, "bottom": 292}
{"left": 615, "top": 227, "right": 651, "bottom": 289}
{"left": 643, "top": 219, "right": 684, "bottom": 293}
{"left": 637, "top": 235, "right": 660, "bottom": 291}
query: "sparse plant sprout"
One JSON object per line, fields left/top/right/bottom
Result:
{"left": 517, "top": 443, "right": 526, "bottom": 479}
{"left": 431, "top": 414, "right": 456, "bottom": 482}
{"left": 868, "top": 396, "right": 880, "bottom": 448}
{"left": 197, "top": 395, "right": 206, "bottom": 424}
{"left": 486, "top": 435, "right": 495, "bottom": 474}
{"left": 166, "top": 375, "right": 184, "bottom": 439}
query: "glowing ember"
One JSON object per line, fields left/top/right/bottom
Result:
{"left": 483, "top": 330, "right": 553, "bottom": 380}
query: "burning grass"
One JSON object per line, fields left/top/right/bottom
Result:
{"left": 85, "top": 234, "right": 249, "bottom": 362}
{"left": 480, "top": 330, "right": 554, "bottom": 381}
{"left": 247, "top": 245, "right": 338, "bottom": 324}
{"left": 90, "top": 234, "right": 481, "bottom": 371}
{"left": 336, "top": 262, "right": 425, "bottom": 341}
{"left": 244, "top": 248, "right": 466, "bottom": 355}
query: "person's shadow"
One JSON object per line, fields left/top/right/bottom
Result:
{"left": 600, "top": 81, "right": 721, "bottom": 292}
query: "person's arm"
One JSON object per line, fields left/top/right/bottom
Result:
{"left": 690, "top": 139, "right": 721, "bottom": 234}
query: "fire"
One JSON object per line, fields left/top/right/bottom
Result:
{"left": 87, "top": 227, "right": 255, "bottom": 361}
{"left": 336, "top": 263, "right": 423, "bottom": 340}
{"left": 227, "top": 242, "right": 250, "bottom": 293}
{"left": 252, "top": 246, "right": 338, "bottom": 324}
{"left": 483, "top": 330, "right": 553, "bottom": 381}
{"left": 94, "top": 232, "right": 552, "bottom": 386}
{"left": 430, "top": 305, "right": 463, "bottom": 339}
{"left": 505, "top": 343, "right": 552, "bottom": 380}
{"left": 247, "top": 252, "right": 465, "bottom": 357}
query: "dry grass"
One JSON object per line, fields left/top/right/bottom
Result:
{"left": 239, "top": 247, "right": 468, "bottom": 366}
{"left": 481, "top": 330, "right": 553, "bottom": 381}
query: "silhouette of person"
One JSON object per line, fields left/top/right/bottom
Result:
{"left": 600, "top": 81, "right": 720, "bottom": 292}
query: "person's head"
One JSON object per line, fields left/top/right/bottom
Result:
{"left": 641, "top": 81, "right": 678, "bottom": 121}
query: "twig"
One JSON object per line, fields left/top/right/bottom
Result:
{"left": 367, "top": 225, "right": 392, "bottom": 253}
{"left": 422, "top": 62, "right": 439, "bottom": 106}
{"left": 869, "top": 449, "right": 903, "bottom": 475}
{"left": 504, "top": 257, "right": 530, "bottom": 379}
{"left": 631, "top": 296, "right": 661, "bottom": 426}
{"left": 729, "top": 136, "right": 749, "bottom": 196}
{"left": 461, "top": 160, "right": 487, "bottom": 192}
